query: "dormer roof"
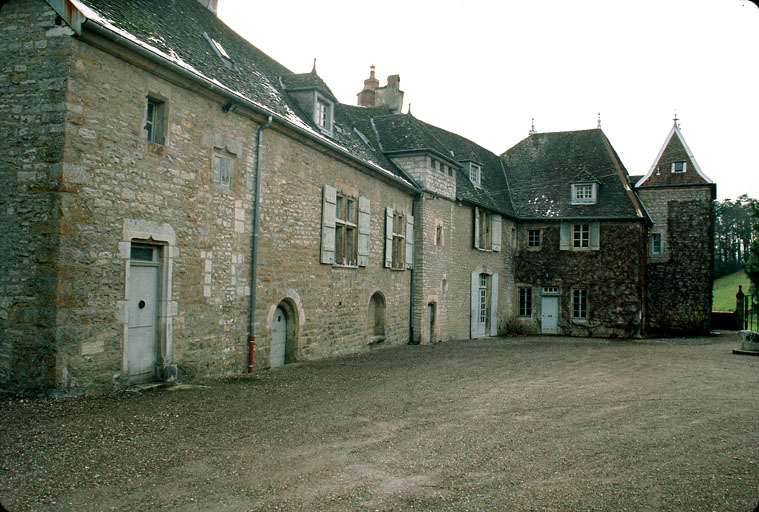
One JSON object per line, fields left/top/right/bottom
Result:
{"left": 636, "top": 121, "right": 713, "bottom": 187}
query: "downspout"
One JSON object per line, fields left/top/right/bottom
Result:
{"left": 408, "top": 190, "right": 423, "bottom": 344}
{"left": 249, "top": 115, "right": 273, "bottom": 372}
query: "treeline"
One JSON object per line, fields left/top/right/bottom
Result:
{"left": 714, "top": 194, "right": 757, "bottom": 278}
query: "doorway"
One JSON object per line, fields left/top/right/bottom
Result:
{"left": 126, "top": 243, "right": 161, "bottom": 382}
{"left": 541, "top": 288, "right": 559, "bottom": 334}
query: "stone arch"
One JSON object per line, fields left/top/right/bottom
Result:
{"left": 266, "top": 289, "right": 304, "bottom": 366}
{"left": 367, "top": 291, "right": 386, "bottom": 344}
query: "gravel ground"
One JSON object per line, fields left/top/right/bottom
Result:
{"left": 1, "top": 333, "right": 758, "bottom": 512}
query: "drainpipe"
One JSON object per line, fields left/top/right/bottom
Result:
{"left": 249, "top": 115, "right": 273, "bottom": 372}
{"left": 408, "top": 190, "right": 423, "bottom": 344}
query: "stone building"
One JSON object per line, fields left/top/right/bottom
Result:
{"left": 0, "top": 0, "right": 715, "bottom": 394}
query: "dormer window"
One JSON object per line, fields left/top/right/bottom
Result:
{"left": 203, "top": 32, "right": 235, "bottom": 70}
{"left": 469, "top": 163, "right": 481, "bottom": 187}
{"left": 671, "top": 161, "right": 687, "bottom": 173}
{"left": 314, "top": 94, "right": 333, "bottom": 133}
{"left": 571, "top": 183, "right": 597, "bottom": 205}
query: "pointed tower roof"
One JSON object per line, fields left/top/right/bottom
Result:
{"left": 636, "top": 119, "right": 713, "bottom": 187}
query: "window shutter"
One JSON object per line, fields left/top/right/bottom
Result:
{"left": 384, "top": 207, "right": 393, "bottom": 268}
{"left": 490, "top": 272, "right": 499, "bottom": 336}
{"left": 154, "top": 102, "right": 166, "bottom": 145}
{"left": 320, "top": 185, "right": 336, "bottom": 264}
{"left": 357, "top": 196, "right": 370, "bottom": 267}
{"left": 560, "top": 222, "right": 570, "bottom": 251}
{"left": 590, "top": 221, "right": 600, "bottom": 251}
{"left": 470, "top": 271, "right": 479, "bottom": 338}
{"left": 405, "top": 214, "right": 414, "bottom": 269}
{"left": 473, "top": 207, "right": 480, "bottom": 249}
{"left": 492, "top": 214, "right": 502, "bottom": 252}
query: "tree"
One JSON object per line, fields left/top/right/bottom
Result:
{"left": 714, "top": 195, "right": 758, "bottom": 278}
{"left": 746, "top": 201, "right": 759, "bottom": 293}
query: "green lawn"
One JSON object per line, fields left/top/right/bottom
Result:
{"left": 713, "top": 270, "right": 752, "bottom": 312}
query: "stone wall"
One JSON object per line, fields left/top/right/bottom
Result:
{"left": 638, "top": 186, "right": 715, "bottom": 334}
{"left": 513, "top": 220, "right": 646, "bottom": 337}
{"left": 0, "top": 0, "right": 72, "bottom": 391}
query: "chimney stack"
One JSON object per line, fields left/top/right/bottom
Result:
{"left": 357, "top": 65, "right": 379, "bottom": 107}
{"left": 356, "top": 67, "right": 404, "bottom": 113}
{"left": 197, "top": 0, "right": 218, "bottom": 15}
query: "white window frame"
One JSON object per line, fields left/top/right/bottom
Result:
{"left": 561, "top": 222, "right": 600, "bottom": 251}
{"left": 469, "top": 163, "right": 481, "bottom": 187}
{"left": 572, "top": 288, "right": 588, "bottom": 321}
{"left": 671, "top": 161, "right": 687, "bottom": 173}
{"left": 571, "top": 183, "right": 597, "bottom": 205}
{"left": 573, "top": 223, "right": 590, "bottom": 249}
{"left": 213, "top": 153, "right": 233, "bottom": 186}
{"left": 321, "top": 185, "right": 369, "bottom": 267}
{"left": 145, "top": 97, "right": 166, "bottom": 145}
{"left": 651, "top": 233, "right": 663, "bottom": 256}
{"left": 314, "top": 93, "right": 333, "bottom": 133}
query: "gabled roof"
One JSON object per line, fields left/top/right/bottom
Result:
{"left": 502, "top": 129, "right": 646, "bottom": 220}
{"left": 281, "top": 70, "right": 338, "bottom": 102}
{"left": 61, "top": 0, "right": 414, "bottom": 189}
{"left": 636, "top": 121, "right": 713, "bottom": 187}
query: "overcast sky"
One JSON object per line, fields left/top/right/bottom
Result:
{"left": 217, "top": 0, "right": 758, "bottom": 201}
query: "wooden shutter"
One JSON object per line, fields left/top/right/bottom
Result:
{"left": 590, "top": 221, "right": 600, "bottom": 251}
{"left": 405, "top": 214, "right": 414, "bottom": 269}
{"left": 492, "top": 214, "right": 502, "bottom": 252}
{"left": 384, "top": 207, "right": 393, "bottom": 268}
{"left": 559, "top": 222, "right": 570, "bottom": 251}
{"left": 154, "top": 101, "right": 166, "bottom": 145}
{"left": 320, "top": 185, "right": 336, "bottom": 264}
{"left": 473, "top": 207, "right": 480, "bottom": 249}
{"left": 357, "top": 196, "right": 370, "bottom": 267}
{"left": 490, "top": 272, "right": 499, "bottom": 336}
{"left": 470, "top": 271, "right": 479, "bottom": 338}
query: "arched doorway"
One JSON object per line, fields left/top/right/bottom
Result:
{"left": 270, "top": 300, "right": 298, "bottom": 368}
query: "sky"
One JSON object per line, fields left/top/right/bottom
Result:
{"left": 217, "top": 0, "right": 759, "bottom": 201}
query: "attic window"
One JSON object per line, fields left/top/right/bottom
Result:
{"left": 671, "top": 161, "right": 687, "bottom": 173}
{"left": 571, "top": 183, "right": 597, "bottom": 205}
{"left": 469, "top": 163, "right": 481, "bottom": 187}
{"left": 203, "top": 33, "right": 234, "bottom": 69}
{"left": 314, "top": 94, "right": 333, "bottom": 133}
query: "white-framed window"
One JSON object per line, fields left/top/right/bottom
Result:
{"left": 572, "top": 289, "right": 588, "bottom": 321}
{"left": 651, "top": 233, "right": 663, "bottom": 256}
{"left": 560, "top": 222, "right": 600, "bottom": 251}
{"left": 314, "top": 94, "right": 333, "bottom": 132}
{"left": 527, "top": 229, "right": 541, "bottom": 248}
{"left": 671, "top": 161, "right": 687, "bottom": 173}
{"left": 518, "top": 287, "right": 532, "bottom": 317}
{"left": 212, "top": 153, "right": 233, "bottom": 186}
{"left": 573, "top": 223, "right": 590, "bottom": 248}
{"left": 474, "top": 208, "right": 502, "bottom": 251}
{"left": 479, "top": 274, "right": 490, "bottom": 325}
{"left": 145, "top": 97, "right": 166, "bottom": 145}
{"left": 571, "top": 183, "right": 597, "bottom": 205}
{"left": 335, "top": 192, "right": 358, "bottom": 266}
{"left": 469, "top": 163, "right": 481, "bottom": 187}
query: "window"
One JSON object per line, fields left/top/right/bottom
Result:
{"left": 571, "top": 183, "right": 597, "bottom": 204}
{"left": 651, "top": 233, "right": 663, "bottom": 256}
{"left": 572, "top": 289, "right": 588, "bottom": 320}
{"left": 479, "top": 274, "right": 490, "bottom": 325}
{"left": 527, "top": 229, "right": 541, "bottom": 248}
{"left": 213, "top": 154, "right": 232, "bottom": 186}
{"left": 315, "top": 96, "right": 333, "bottom": 132}
{"left": 573, "top": 223, "right": 590, "bottom": 249}
{"left": 474, "top": 208, "right": 502, "bottom": 251}
{"left": 391, "top": 210, "right": 406, "bottom": 269}
{"left": 335, "top": 192, "right": 358, "bottom": 266}
{"left": 671, "top": 161, "right": 687, "bottom": 173}
{"left": 384, "top": 207, "right": 414, "bottom": 270}
{"left": 478, "top": 209, "right": 491, "bottom": 249}
{"left": 145, "top": 98, "right": 166, "bottom": 145}
{"left": 469, "top": 163, "right": 481, "bottom": 186}
{"left": 518, "top": 287, "right": 532, "bottom": 317}
{"left": 435, "top": 223, "right": 443, "bottom": 246}
{"left": 321, "top": 186, "right": 369, "bottom": 267}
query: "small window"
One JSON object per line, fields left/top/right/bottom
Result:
{"left": 315, "top": 96, "right": 333, "bottom": 132}
{"left": 392, "top": 211, "right": 406, "bottom": 269}
{"left": 651, "top": 233, "right": 663, "bottom": 256}
{"left": 479, "top": 274, "right": 490, "bottom": 325}
{"left": 213, "top": 154, "right": 232, "bottom": 186}
{"left": 130, "top": 244, "right": 157, "bottom": 262}
{"left": 518, "top": 287, "right": 532, "bottom": 317}
{"left": 573, "top": 224, "right": 590, "bottom": 249}
{"left": 571, "top": 183, "right": 596, "bottom": 204}
{"left": 671, "top": 161, "right": 687, "bottom": 173}
{"left": 469, "top": 163, "right": 481, "bottom": 186}
{"left": 335, "top": 192, "right": 358, "bottom": 266}
{"left": 573, "top": 289, "right": 588, "bottom": 320}
{"left": 435, "top": 223, "right": 443, "bottom": 246}
{"left": 527, "top": 229, "right": 541, "bottom": 248}
{"left": 145, "top": 98, "right": 166, "bottom": 145}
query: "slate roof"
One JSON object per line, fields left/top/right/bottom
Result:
{"left": 342, "top": 108, "right": 515, "bottom": 217}
{"left": 70, "top": 0, "right": 413, "bottom": 188}
{"left": 501, "top": 129, "right": 645, "bottom": 220}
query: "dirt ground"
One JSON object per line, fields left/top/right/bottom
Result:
{"left": 1, "top": 333, "right": 758, "bottom": 512}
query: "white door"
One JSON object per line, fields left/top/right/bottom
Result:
{"left": 127, "top": 253, "right": 159, "bottom": 381}
{"left": 541, "top": 296, "right": 559, "bottom": 334}
{"left": 270, "top": 307, "right": 287, "bottom": 367}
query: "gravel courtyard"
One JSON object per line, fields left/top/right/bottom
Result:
{"left": 2, "top": 334, "right": 758, "bottom": 511}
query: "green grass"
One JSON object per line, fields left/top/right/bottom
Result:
{"left": 713, "top": 270, "right": 752, "bottom": 312}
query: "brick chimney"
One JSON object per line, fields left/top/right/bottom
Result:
{"left": 197, "top": 0, "right": 218, "bottom": 15}
{"left": 357, "top": 65, "right": 380, "bottom": 107}
{"left": 356, "top": 67, "right": 404, "bottom": 113}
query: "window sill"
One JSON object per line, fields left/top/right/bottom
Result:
{"left": 367, "top": 335, "right": 385, "bottom": 345}
{"left": 389, "top": 267, "right": 407, "bottom": 272}
{"left": 475, "top": 247, "right": 493, "bottom": 253}
{"left": 146, "top": 141, "right": 165, "bottom": 155}
{"left": 332, "top": 263, "right": 358, "bottom": 269}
